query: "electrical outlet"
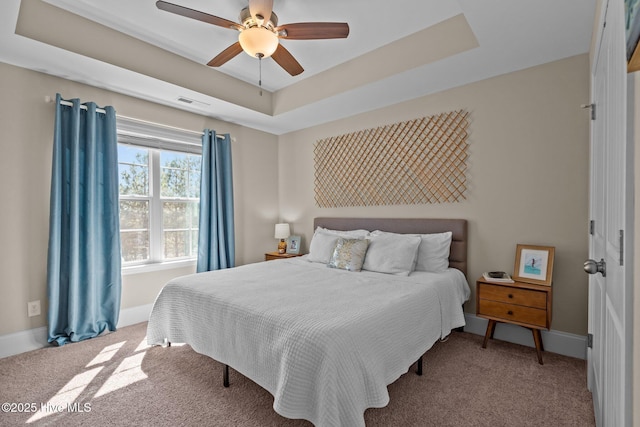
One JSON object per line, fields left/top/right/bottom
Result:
{"left": 27, "top": 300, "right": 41, "bottom": 317}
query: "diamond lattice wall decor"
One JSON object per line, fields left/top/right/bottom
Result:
{"left": 314, "top": 110, "right": 469, "bottom": 207}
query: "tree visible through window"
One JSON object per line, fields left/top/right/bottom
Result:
{"left": 118, "top": 144, "right": 200, "bottom": 265}
{"left": 160, "top": 151, "right": 200, "bottom": 260}
{"left": 119, "top": 145, "right": 150, "bottom": 263}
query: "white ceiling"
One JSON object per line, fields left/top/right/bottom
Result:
{"left": 0, "top": 0, "right": 596, "bottom": 135}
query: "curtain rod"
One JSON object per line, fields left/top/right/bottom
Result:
{"left": 44, "top": 96, "right": 230, "bottom": 140}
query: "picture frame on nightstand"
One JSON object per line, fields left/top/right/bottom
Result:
{"left": 513, "top": 244, "right": 555, "bottom": 286}
{"left": 286, "top": 235, "right": 301, "bottom": 254}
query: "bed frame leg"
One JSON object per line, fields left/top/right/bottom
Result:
{"left": 454, "top": 304, "right": 465, "bottom": 332}
{"left": 416, "top": 356, "right": 423, "bottom": 376}
{"left": 223, "top": 364, "right": 229, "bottom": 387}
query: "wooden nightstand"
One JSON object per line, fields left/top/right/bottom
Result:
{"left": 476, "top": 277, "right": 552, "bottom": 364}
{"left": 265, "top": 252, "right": 304, "bottom": 261}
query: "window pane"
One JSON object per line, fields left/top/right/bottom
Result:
{"left": 160, "top": 151, "right": 200, "bottom": 198}
{"left": 119, "top": 200, "right": 149, "bottom": 263}
{"left": 163, "top": 201, "right": 185, "bottom": 229}
{"left": 120, "top": 200, "right": 149, "bottom": 229}
{"left": 163, "top": 230, "right": 189, "bottom": 259}
{"left": 190, "top": 202, "right": 199, "bottom": 229}
{"left": 163, "top": 201, "right": 198, "bottom": 259}
{"left": 191, "top": 230, "right": 199, "bottom": 256}
{"left": 118, "top": 145, "right": 149, "bottom": 196}
{"left": 120, "top": 231, "right": 149, "bottom": 263}
{"left": 189, "top": 167, "right": 201, "bottom": 198}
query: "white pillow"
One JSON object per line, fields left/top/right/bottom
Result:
{"left": 362, "top": 232, "right": 422, "bottom": 276}
{"left": 315, "top": 226, "right": 370, "bottom": 239}
{"left": 369, "top": 230, "right": 452, "bottom": 273}
{"left": 307, "top": 227, "right": 370, "bottom": 263}
{"left": 414, "top": 231, "right": 452, "bottom": 273}
{"left": 307, "top": 231, "right": 340, "bottom": 264}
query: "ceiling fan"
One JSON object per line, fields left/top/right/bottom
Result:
{"left": 156, "top": 0, "right": 350, "bottom": 77}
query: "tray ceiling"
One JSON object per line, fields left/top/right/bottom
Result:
{"left": 0, "top": 0, "right": 595, "bottom": 134}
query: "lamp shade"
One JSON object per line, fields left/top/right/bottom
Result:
{"left": 239, "top": 27, "right": 279, "bottom": 58}
{"left": 274, "top": 223, "right": 290, "bottom": 239}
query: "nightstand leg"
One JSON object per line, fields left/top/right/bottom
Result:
{"left": 531, "top": 329, "right": 544, "bottom": 365}
{"left": 482, "top": 319, "right": 497, "bottom": 348}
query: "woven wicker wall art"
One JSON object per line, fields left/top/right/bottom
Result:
{"left": 314, "top": 110, "right": 469, "bottom": 207}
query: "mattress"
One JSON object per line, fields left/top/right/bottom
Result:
{"left": 147, "top": 257, "right": 470, "bottom": 426}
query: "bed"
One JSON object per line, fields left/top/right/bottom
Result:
{"left": 147, "top": 217, "right": 470, "bottom": 426}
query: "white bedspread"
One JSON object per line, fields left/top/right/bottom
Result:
{"left": 146, "top": 257, "right": 470, "bottom": 427}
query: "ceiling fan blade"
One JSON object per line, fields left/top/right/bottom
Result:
{"left": 156, "top": 1, "right": 242, "bottom": 31}
{"left": 249, "top": 0, "right": 273, "bottom": 26}
{"left": 207, "top": 42, "right": 244, "bottom": 67}
{"left": 276, "top": 22, "right": 349, "bottom": 40}
{"left": 271, "top": 44, "right": 304, "bottom": 76}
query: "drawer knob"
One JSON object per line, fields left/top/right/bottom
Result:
{"left": 507, "top": 310, "right": 513, "bottom": 315}
{"left": 508, "top": 294, "right": 513, "bottom": 299}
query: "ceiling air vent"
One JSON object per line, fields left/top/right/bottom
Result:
{"left": 176, "top": 96, "right": 210, "bottom": 107}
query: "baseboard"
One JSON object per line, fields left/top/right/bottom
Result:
{"left": 0, "top": 304, "right": 153, "bottom": 359}
{"left": 463, "top": 313, "right": 587, "bottom": 360}
{"left": 116, "top": 303, "right": 154, "bottom": 329}
{"left": 0, "top": 326, "right": 49, "bottom": 359}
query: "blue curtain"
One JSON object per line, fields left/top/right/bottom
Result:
{"left": 47, "top": 94, "right": 122, "bottom": 346}
{"left": 197, "top": 130, "right": 235, "bottom": 272}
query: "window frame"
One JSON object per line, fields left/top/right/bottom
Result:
{"left": 116, "top": 118, "right": 203, "bottom": 274}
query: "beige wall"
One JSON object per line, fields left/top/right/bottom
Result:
{"left": 0, "top": 54, "right": 592, "bottom": 337}
{"left": 279, "top": 54, "right": 591, "bottom": 335}
{"left": 0, "top": 62, "right": 279, "bottom": 335}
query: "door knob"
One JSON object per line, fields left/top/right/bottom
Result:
{"left": 584, "top": 258, "right": 606, "bottom": 277}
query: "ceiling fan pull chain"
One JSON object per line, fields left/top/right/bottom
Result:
{"left": 258, "top": 53, "right": 263, "bottom": 96}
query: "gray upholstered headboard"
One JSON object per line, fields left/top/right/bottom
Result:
{"left": 313, "top": 217, "right": 468, "bottom": 278}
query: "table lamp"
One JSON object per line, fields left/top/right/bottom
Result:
{"left": 274, "top": 223, "right": 290, "bottom": 254}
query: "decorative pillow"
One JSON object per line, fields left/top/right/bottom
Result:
{"left": 414, "top": 231, "right": 453, "bottom": 272}
{"left": 327, "top": 238, "right": 369, "bottom": 272}
{"left": 307, "top": 231, "right": 340, "bottom": 264}
{"left": 362, "top": 232, "right": 422, "bottom": 276}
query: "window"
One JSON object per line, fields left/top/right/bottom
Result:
{"left": 116, "top": 118, "right": 202, "bottom": 267}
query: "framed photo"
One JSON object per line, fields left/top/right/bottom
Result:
{"left": 513, "top": 244, "right": 555, "bottom": 286}
{"left": 287, "top": 235, "right": 301, "bottom": 255}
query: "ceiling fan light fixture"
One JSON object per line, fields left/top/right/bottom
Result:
{"left": 156, "top": 0, "right": 348, "bottom": 76}
{"left": 239, "top": 27, "right": 278, "bottom": 58}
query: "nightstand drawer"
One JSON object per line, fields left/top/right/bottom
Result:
{"left": 478, "top": 283, "right": 547, "bottom": 309}
{"left": 478, "top": 300, "right": 547, "bottom": 328}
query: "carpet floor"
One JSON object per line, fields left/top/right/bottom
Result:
{"left": 0, "top": 322, "right": 594, "bottom": 426}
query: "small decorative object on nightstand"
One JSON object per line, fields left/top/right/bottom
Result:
{"left": 265, "top": 252, "right": 304, "bottom": 261}
{"left": 274, "top": 223, "right": 290, "bottom": 254}
{"left": 287, "top": 235, "right": 301, "bottom": 254}
{"left": 513, "top": 244, "right": 555, "bottom": 286}
{"left": 476, "top": 277, "right": 552, "bottom": 364}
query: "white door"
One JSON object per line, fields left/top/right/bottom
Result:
{"left": 587, "top": 1, "right": 631, "bottom": 425}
